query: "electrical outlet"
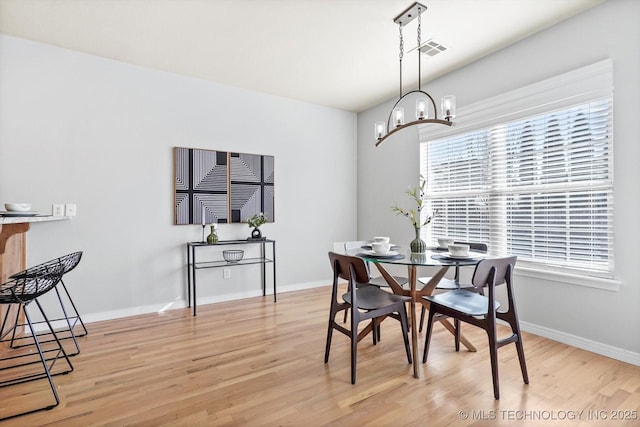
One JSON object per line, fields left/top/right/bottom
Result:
{"left": 65, "top": 203, "right": 77, "bottom": 217}
{"left": 223, "top": 269, "right": 231, "bottom": 279}
{"left": 52, "top": 204, "right": 64, "bottom": 216}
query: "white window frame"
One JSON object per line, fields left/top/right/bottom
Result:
{"left": 419, "top": 59, "right": 620, "bottom": 291}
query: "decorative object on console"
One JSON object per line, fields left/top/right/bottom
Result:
{"left": 222, "top": 249, "right": 244, "bottom": 263}
{"left": 246, "top": 212, "right": 267, "bottom": 240}
{"left": 391, "top": 175, "right": 437, "bottom": 253}
{"left": 206, "top": 224, "right": 219, "bottom": 244}
{"left": 374, "top": 2, "right": 454, "bottom": 147}
{"left": 174, "top": 148, "right": 275, "bottom": 225}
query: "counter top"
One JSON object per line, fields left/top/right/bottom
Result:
{"left": 0, "top": 215, "right": 71, "bottom": 225}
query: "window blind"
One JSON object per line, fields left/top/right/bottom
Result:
{"left": 420, "top": 60, "right": 614, "bottom": 278}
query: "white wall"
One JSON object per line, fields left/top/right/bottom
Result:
{"left": 357, "top": 0, "right": 640, "bottom": 363}
{"left": 0, "top": 35, "right": 357, "bottom": 321}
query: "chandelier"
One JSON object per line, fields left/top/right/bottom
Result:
{"left": 375, "top": 2, "right": 455, "bottom": 147}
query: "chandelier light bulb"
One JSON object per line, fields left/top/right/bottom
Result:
{"left": 394, "top": 107, "right": 405, "bottom": 127}
{"left": 374, "top": 121, "right": 385, "bottom": 140}
{"left": 416, "top": 98, "right": 428, "bottom": 120}
{"left": 442, "top": 95, "right": 456, "bottom": 120}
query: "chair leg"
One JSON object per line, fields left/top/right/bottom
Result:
{"left": 422, "top": 307, "right": 437, "bottom": 363}
{"left": 398, "top": 305, "right": 412, "bottom": 364}
{"left": 52, "top": 286, "right": 81, "bottom": 355}
{"left": 418, "top": 305, "right": 426, "bottom": 332}
{"left": 509, "top": 318, "right": 529, "bottom": 384}
{"left": 454, "top": 319, "right": 461, "bottom": 352}
{"left": 324, "top": 310, "right": 336, "bottom": 363}
{"left": 515, "top": 337, "right": 529, "bottom": 385}
{"left": 372, "top": 319, "right": 378, "bottom": 345}
{"left": 22, "top": 306, "right": 60, "bottom": 409}
{"left": 501, "top": 310, "right": 529, "bottom": 385}
{"left": 487, "top": 324, "right": 500, "bottom": 400}
{"left": 350, "top": 319, "right": 358, "bottom": 384}
{"left": 59, "top": 280, "right": 88, "bottom": 337}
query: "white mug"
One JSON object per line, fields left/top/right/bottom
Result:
{"left": 372, "top": 242, "right": 391, "bottom": 254}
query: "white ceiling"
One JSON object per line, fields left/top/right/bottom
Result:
{"left": 0, "top": 0, "right": 605, "bottom": 112}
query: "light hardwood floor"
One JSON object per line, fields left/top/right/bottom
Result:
{"left": 1, "top": 286, "right": 639, "bottom": 426}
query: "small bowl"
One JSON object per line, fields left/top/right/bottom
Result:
{"left": 373, "top": 236, "right": 390, "bottom": 243}
{"left": 223, "top": 250, "right": 244, "bottom": 263}
{"left": 448, "top": 243, "right": 470, "bottom": 257}
{"left": 437, "top": 237, "right": 454, "bottom": 249}
{"left": 5, "top": 203, "right": 32, "bottom": 212}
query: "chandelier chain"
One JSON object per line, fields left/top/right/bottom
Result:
{"left": 399, "top": 25, "right": 404, "bottom": 61}
{"left": 417, "top": 9, "right": 421, "bottom": 47}
{"left": 417, "top": 8, "right": 422, "bottom": 90}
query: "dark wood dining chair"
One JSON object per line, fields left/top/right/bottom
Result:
{"left": 342, "top": 241, "right": 408, "bottom": 327}
{"left": 421, "top": 256, "right": 528, "bottom": 399}
{"left": 417, "top": 241, "right": 488, "bottom": 332}
{"left": 325, "top": 252, "right": 412, "bottom": 384}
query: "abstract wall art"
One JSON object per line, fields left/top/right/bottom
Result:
{"left": 174, "top": 147, "right": 274, "bottom": 225}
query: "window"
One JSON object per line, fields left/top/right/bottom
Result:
{"left": 419, "top": 60, "right": 614, "bottom": 278}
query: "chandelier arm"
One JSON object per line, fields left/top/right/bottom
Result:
{"left": 385, "top": 89, "right": 439, "bottom": 132}
{"left": 376, "top": 119, "right": 452, "bottom": 147}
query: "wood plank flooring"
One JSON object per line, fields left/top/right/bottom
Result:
{"left": 1, "top": 286, "right": 639, "bottom": 426}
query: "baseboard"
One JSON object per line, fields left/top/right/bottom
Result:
{"left": 520, "top": 321, "right": 640, "bottom": 366}
{"left": 74, "top": 280, "right": 331, "bottom": 325}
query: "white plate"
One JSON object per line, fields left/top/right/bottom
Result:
{"left": 363, "top": 243, "right": 399, "bottom": 250}
{"left": 362, "top": 250, "right": 399, "bottom": 257}
{"left": 0, "top": 211, "right": 38, "bottom": 217}
{"left": 443, "top": 252, "right": 471, "bottom": 259}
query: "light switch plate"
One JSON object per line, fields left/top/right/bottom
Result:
{"left": 52, "top": 204, "right": 64, "bottom": 216}
{"left": 65, "top": 203, "right": 77, "bottom": 217}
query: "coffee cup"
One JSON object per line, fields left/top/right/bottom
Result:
{"left": 372, "top": 242, "right": 391, "bottom": 254}
{"left": 448, "top": 243, "right": 470, "bottom": 257}
{"left": 373, "top": 236, "right": 390, "bottom": 244}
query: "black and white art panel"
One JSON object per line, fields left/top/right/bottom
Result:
{"left": 174, "top": 148, "right": 274, "bottom": 225}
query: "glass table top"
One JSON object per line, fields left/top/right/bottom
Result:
{"left": 346, "top": 245, "right": 484, "bottom": 267}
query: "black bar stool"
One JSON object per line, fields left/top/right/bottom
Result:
{"left": 2, "top": 251, "right": 85, "bottom": 356}
{"left": 0, "top": 267, "right": 74, "bottom": 420}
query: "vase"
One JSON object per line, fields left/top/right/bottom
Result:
{"left": 251, "top": 227, "right": 262, "bottom": 239}
{"left": 410, "top": 227, "right": 427, "bottom": 253}
{"left": 206, "top": 226, "right": 218, "bottom": 244}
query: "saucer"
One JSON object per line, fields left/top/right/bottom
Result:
{"left": 443, "top": 252, "right": 471, "bottom": 259}
{"left": 363, "top": 249, "right": 399, "bottom": 256}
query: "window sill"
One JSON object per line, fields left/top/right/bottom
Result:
{"left": 514, "top": 266, "right": 620, "bottom": 292}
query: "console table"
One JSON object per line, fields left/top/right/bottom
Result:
{"left": 186, "top": 239, "right": 276, "bottom": 316}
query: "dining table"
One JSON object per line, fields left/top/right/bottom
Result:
{"left": 348, "top": 244, "right": 485, "bottom": 379}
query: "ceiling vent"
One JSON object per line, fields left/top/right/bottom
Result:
{"left": 419, "top": 39, "right": 447, "bottom": 57}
